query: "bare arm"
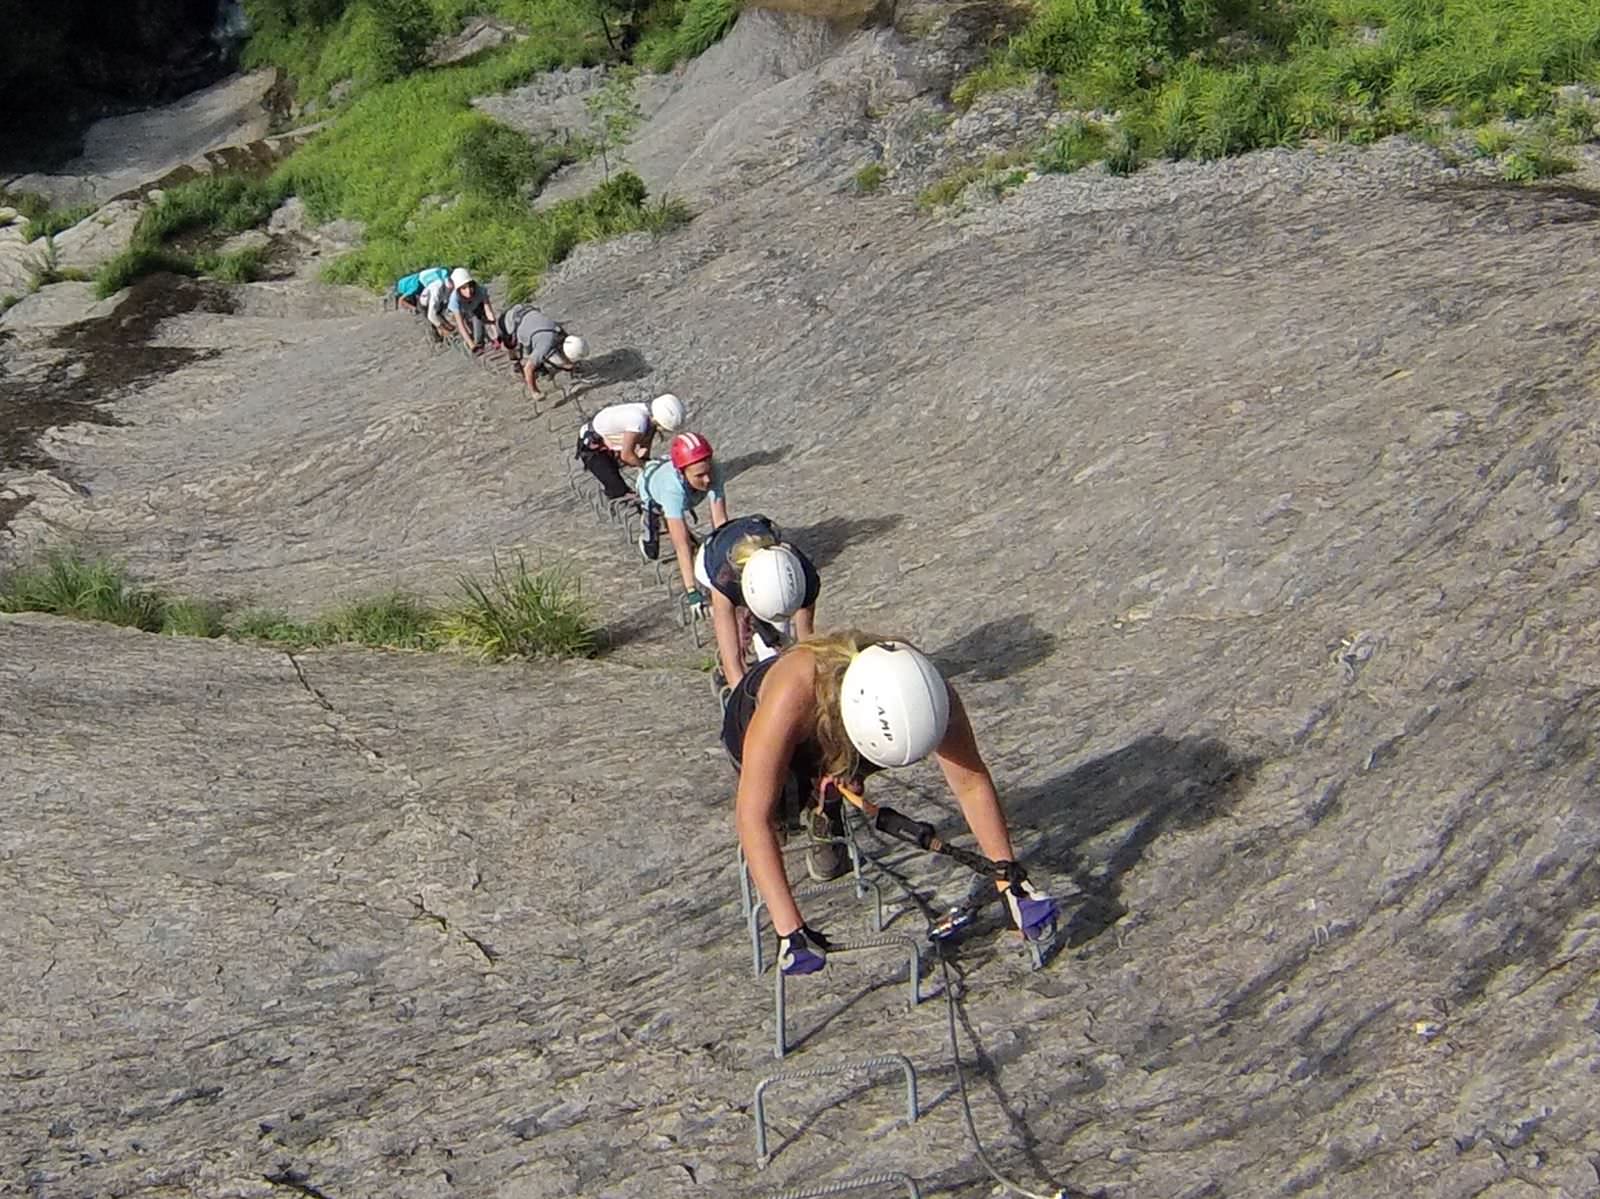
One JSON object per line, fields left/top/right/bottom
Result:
{"left": 522, "top": 357, "right": 539, "bottom": 394}
{"left": 712, "top": 589, "right": 745, "bottom": 686}
{"left": 709, "top": 497, "right": 729, "bottom": 530}
{"left": 734, "top": 651, "right": 816, "bottom": 936}
{"left": 666, "top": 516, "right": 697, "bottom": 592}
{"left": 792, "top": 605, "right": 816, "bottom": 642}
{"left": 618, "top": 431, "right": 650, "bottom": 468}
{"left": 933, "top": 685, "right": 1017, "bottom": 872}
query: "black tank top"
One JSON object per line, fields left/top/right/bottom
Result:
{"left": 720, "top": 655, "right": 880, "bottom": 786}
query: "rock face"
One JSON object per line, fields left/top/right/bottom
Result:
{"left": 6, "top": 11, "right": 1600, "bottom": 1199}
{"left": 3, "top": 70, "right": 278, "bottom": 209}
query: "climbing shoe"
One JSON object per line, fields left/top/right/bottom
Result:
{"left": 805, "top": 800, "right": 850, "bottom": 882}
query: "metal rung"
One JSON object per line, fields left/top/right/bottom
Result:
{"left": 762, "top": 1175, "right": 922, "bottom": 1199}
{"left": 775, "top": 936, "right": 923, "bottom": 1059}
{"left": 754, "top": 1055, "right": 918, "bottom": 1166}
{"left": 749, "top": 873, "right": 883, "bottom": 977}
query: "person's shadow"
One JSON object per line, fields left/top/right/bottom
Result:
{"left": 782, "top": 514, "right": 904, "bottom": 570}
{"left": 1009, "top": 734, "right": 1261, "bottom": 947}
{"left": 931, "top": 614, "right": 1057, "bottom": 683}
{"left": 719, "top": 446, "right": 791, "bottom": 482}
{"left": 565, "top": 348, "right": 652, "bottom": 402}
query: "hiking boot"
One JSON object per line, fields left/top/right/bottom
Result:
{"left": 805, "top": 800, "right": 850, "bottom": 882}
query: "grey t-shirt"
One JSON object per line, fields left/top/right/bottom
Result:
{"left": 508, "top": 306, "right": 561, "bottom": 361}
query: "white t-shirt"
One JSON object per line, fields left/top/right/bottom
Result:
{"left": 421, "top": 279, "right": 453, "bottom": 326}
{"left": 587, "top": 402, "right": 651, "bottom": 451}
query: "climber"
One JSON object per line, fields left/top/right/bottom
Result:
{"left": 446, "top": 267, "right": 498, "bottom": 351}
{"left": 576, "top": 394, "right": 686, "bottom": 501}
{"left": 722, "top": 633, "right": 1058, "bottom": 974}
{"left": 393, "top": 266, "right": 448, "bottom": 314}
{"left": 496, "top": 301, "right": 587, "bottom": 396}
{"left": 694, "top": 514, "right": 818, "bottom": 690}
{"left": 636, "top": 431, "right": 727, "bottom": 611}
{"left": 418, "top": 267, "right": 456, "bottom": 338}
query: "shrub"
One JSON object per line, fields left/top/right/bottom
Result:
{"left": 673, "top": 0, "right": 738, "bottom": 61}
{"left": 0, "top": 551, "right": 167, "bottom": 631}
{"left": 454, "top": 118, "right": 568, "bottom": 199}
{"left": 435, "top": 553, "right": 596, "bottom": 660}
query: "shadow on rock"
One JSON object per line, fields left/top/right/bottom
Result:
{"left": 565, "top": 347, "right": 653, "bottom": 402}
{"left": 1011, "top": 734, "right": 1261, "bottom": 948}
{"left": 720, "top": 445, "right": 792, "bottom": 482}
{"left": 932, "top": 613, "right": 1057, "bottom": 682}
{"left": 2, "top": 273, "right": 234, "bottom": 474}
{"left": 595, "top": 610, "right": 662, "bottom": 654}
{"left": 783, "top": 513, "right": 904, "bottom": 570}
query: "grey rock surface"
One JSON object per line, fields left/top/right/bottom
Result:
{"left": 432, "top": 16, "right": 528, "bottom": 66}
{"left": 2, "top": 71, "right": 277, "bottom": 209}
{"left": 5, "top": 12, "right": 1600, "bottom": 1199}
{"left": 45, "top": 199, "right": 147, "bottom": 275}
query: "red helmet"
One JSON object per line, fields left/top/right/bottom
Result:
{"left": 670, "top": 432, "right": 714, "bottom": 470}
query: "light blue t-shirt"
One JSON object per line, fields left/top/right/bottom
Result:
{"left": 638, "top": 459, "right": 725, "bottom": 520}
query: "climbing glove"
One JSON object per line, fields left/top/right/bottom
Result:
{"left": 685, "top": 587, "right": 709, "bottom": 619}
{"left": 1002, "top": 873, "right": 1058, "bottom": 942}
{"left": 778, "top": 925, "right": 833, "bottom": 976}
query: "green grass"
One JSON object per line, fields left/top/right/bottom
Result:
{"left": 1037, "top": 117, "right": 1108, "bottom": 172}
{"left": 0, "top": 551, "right": 168, "bottom": 631}
{"left": 93, "top": 175, "right": 292, "bottom": 296}
{"left": 3, "top": 549, "right": 598, "bottom": 661}
{"left": 963, "top": 0, "right": 1600, "bottom": 175}
{"left": 950, "top": 60, "right": 1033, "bottom": 109}
{"left": 853, "top": 161, "right": 886, "bottom": 192}
{"left": 1502, "top": 134, "right": 1577, "bottom": 179}
{"left": 162, "top": 598, "right": 230, "bottom": 638}
{"left": 917, "top": 149, "right": 1032, "bottom": 210}
{"left": 433, "top": 552, "right": 597, "bottom": 659}
{"left": 0, "top": 190, "right": 95, "bottom": 241}
{"left": 1473, "top": 124, "right": 1517, "bottom": 157}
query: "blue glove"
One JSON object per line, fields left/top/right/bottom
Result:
{"left": 1003, "top": 878, "right": 1058, "bottom": 941}
{"left": 778, "top": 925, "right": 832, "bottom": 975}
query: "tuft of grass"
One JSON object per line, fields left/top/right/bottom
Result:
{"left": 1037, "top": 117, "right": 1108, "bottom": 172}
{"left": 197, "top": 246, "right": 271, "bottom": 284}
{"left": 434, "top": 552, "right": 596, "bottom": 660}
{"left": 317, "top": 591, "right": 440, "bottom": 649}
{"left": 853, "top": 161, "right": 886, "bottom": 192}
{"left": 162, "top": 598, "right": 229, "bottom": 638}
{"left": 0, "top": 551, "right": 167, "bottom": 631}
{"left": 230, "top": 608, "right": 320, "bottom": 646}
{"left": 917, "top": 149, "right": 1032, "bottom": 211}
{"left": 951, "top": 60, "right": 1033, "bottom": 110}
{"left": 95, "top": 247, "right": 202, "bottom": 298}
{"left": 1, "top": 190, "right": 96, "bottom": 241}
{"left": 1502, "top": 135, "right": 1577, "bottom": 180}
{"left": 1473, "top": 124, "right": 1517, "bottom": 157}
{"left": 1552, "top": 101, "right": 1599, "bottom": 143}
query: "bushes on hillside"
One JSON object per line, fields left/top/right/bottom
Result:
{"left": 960, "top": 0, "right": 1600, "bottom": 171}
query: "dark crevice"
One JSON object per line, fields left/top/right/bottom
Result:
{"left": 263, "top": 1169, "right": 336, "bottom": 1199}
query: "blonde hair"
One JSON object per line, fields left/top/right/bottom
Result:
{"left": 799, "top": 628, "right": 891, "bottom": 780}
{"left": 727, "top": 531, "right": 778, "bottom": 571}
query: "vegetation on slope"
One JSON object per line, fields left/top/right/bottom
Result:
{"left": 953, "top": 0, "right": 1600, "bottom": 175}
{"left": 0, "top": 549, "right": 598, "bottom": 660}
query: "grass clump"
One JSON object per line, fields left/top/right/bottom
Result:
{"left": 1501, "top": 134, "right": 1577, "bottom": 180}
{"left": 951, "top": 60, "right": 1033, "bottom": 109}
{"left": 162, "top": 598, "right": 230, "bottom": 638}
{"left": 969, "top": 0, "right": 1600, "bottom": 172}
{"left": 317, "top": 591, "right": 441, "bottom": 648}
{"left": 917, "top": 149, "right": 1031, "bottom": 210}
{"left": 0, "top": 190, "right": 96, "bottom": 241}
{"left": 434, "top": 553, "right": 596, "bottom": 660}
{"left": 93, "top": 175, "right": 291, "bottom": 296}
{"left": 1473, "top": 124, "right": 1517, "bottom": 157}
{"left": 853, "top": 161, "right": 885, "bottom": 192}
{"left": 633, "top": 0, "right": 739, "bottom": 72}
{"left": 0, "top": 551, "right": 168, "bottom": 631}
{"left": 1037, "top": 117, "right": 1108, "bottom": 171}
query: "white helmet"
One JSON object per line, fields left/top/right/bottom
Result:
{"left": 740, "top": 545, "right": 806, "bottom": 622}
{"left": 650, "top": 393, "right": 685, "bottom": 432}
{"left": 562, "top": 334, "right": 588, "bottom": 362}
{"left": 449, "top": 267, "right": 473, "bottom": 289}
{"left": 840, "top": 642, "right": 950, "bottom": 768}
